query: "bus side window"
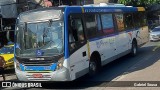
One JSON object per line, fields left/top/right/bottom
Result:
{"left": 101, "top": 14, "right": 115, "bottom": 34}
{"left": 115, "top": 13, "right": 125, "bottom": 32}
{"left": 71, "top": 20, "right": 78, "bottom": 41}
{"left": 85, "top": 14, "right": 97, "bottom": 38}
{"left": 69, "top": 29, "right": 76, "bottom": 50}
{"left": 124, "top": 13, "right": 134, "bottom": 29}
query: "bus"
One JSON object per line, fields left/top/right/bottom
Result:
{"left": 14, "top": 4, "right": 149, "bottom": 81}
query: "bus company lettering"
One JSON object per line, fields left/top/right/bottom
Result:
{"left": 85, "top": 9, "right": 121, "bottom": 13}
{"left": 96, "top": 40, "right": 108, "bottom": 48}
{"left": 85, "top": 9, "right": 108, "bottom": 13}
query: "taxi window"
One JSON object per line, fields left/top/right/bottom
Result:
{"left": 0, "top": 46, "right": 14, "bottom": 54}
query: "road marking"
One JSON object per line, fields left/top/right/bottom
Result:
{"left": 152, "top": 42, "right": 160, "bottom": 51}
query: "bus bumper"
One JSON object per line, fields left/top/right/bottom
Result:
{"left": 15, "top": 67, "right": 71, "bottom": 81}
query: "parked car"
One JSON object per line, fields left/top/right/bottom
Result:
{"left": 0, "top": 45, "right": 14, "bottom": 70}
{"left": 150, "top": 26, "right": 160, "bottom": 41}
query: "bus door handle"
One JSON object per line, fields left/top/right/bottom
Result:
{"left": 82, "top": 51, "right": 86, "bottom": 57}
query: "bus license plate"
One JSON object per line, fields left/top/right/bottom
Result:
{"left": 33, "top": 74, "right": 43, "bottom": 78}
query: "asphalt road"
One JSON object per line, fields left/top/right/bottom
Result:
{"left": 1, "top": 41, "right": 160, "bottom": 90}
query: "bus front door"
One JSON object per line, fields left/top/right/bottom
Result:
{"left": 68, "top": 14, "right": 89, "bottom": 80}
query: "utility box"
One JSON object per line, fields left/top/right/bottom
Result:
{"left": 0, "top": 0, "right": 17, "bottom": 18}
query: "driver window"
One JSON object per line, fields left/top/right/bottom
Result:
{"left": 69, "top": 18, "right": 85, "bottom": 51}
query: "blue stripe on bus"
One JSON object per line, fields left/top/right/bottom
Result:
{"left": 20, "top": 64, "right": 24, "bottom": 71}
{"left": 118, "top": 30, "right": 134, "bottom": 35}
{"left": 64, "top": 8, "right": 69, "bottom": 59}
{"left": 89, "top": 33, "right": 118, "bottom": 42}
{"left": 64, "top": 6, "right": 139, "bottom": 14}
{"left": 20, "top": 63, "right": 57, "bottom": 71}
{"left": 83, "top": 7, "right": 138, "bottom": 12}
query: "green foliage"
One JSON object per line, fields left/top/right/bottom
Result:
{"left": 118, "top": 0, "right": 160, "bottom": 7}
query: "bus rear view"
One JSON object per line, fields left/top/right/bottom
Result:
{"left": 15, "top": 8, "right": 69, "bottom": 81}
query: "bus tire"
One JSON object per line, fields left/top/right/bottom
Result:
{"left": 130, "top": 40, "right": 137, "bottom": 56}
{"left": 89, "top": 57, "right": 100, "bottom": 77}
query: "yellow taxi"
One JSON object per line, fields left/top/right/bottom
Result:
{"left": 0, "top": 44, "right": 14, "bottom": 70}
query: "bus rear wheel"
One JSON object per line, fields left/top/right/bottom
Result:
{"left": 131, "top": 41, "right": 137, "bottom": 56}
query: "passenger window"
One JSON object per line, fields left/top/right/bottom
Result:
{"left": 101, "top": 14, "right": 115, "bottom": 34}
{"left": 96, "top": 14, "right": 103, "bottom": 36}
{"left": 115, "top": 13, "right": 125, "bottom": 32}
{"left": 133, "top": 13, "right": 140, "bottom": 27}
{"left": 96, "top": 14, "right": 102, "bottom": 31}
{"left": 133, "top": 12, "right": 147, "bottom": 27}
{"left": 85, "top": 14, "right": 97, "bottom": 38}
{"left": 124, "top": 13, "right": 134, "bottom": 29}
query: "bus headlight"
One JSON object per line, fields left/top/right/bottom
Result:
{"left": 56, "top": 57, "right": 64, "bottom": 70}
{"left": 16, "top": 61, "right": 21, "bottom": 71}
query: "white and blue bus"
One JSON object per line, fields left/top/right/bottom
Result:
{"left": 14, "top": 4, "right": 149, "bottom": 81}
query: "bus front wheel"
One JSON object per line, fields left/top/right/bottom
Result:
{"left": 89, "top": 60, "right": 98, "bottom": 76}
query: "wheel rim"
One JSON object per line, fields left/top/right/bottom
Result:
{"left": 133, "top": 44, "right": 137, "bottom": 54}
{"left": 90, "top": 62, "right": 96, "bottom": 72}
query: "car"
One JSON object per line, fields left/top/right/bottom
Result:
{"left": 150, "top": 26, "right": 160, "bottom": 41}
{"left": 0, "top": 44, "right": 14, "bottom": 70}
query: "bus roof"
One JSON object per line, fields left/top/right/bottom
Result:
{"left": 19, "top": 5, "right": 145, "bottom": 15}
{"left": 19, "top": 7, "right": 65, "bottom": 16}
{"left": 18, "top": 6, "right": 145, "bottom": 21}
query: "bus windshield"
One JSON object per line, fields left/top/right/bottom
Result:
{"left": 15, "top": 20, "right": 64, "bottom": 57}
